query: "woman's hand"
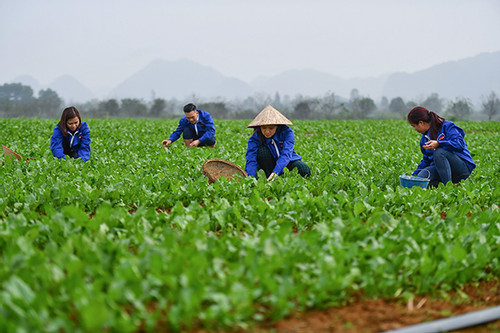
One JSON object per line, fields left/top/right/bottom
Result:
{"left": 267, "top": 173, "right": 278, "bottom": 181}
{"left": 423, "top": 140, "right": 439, "bottom": 150}
{"left": 162, "top": 139, "right": 172, "bottom": 147}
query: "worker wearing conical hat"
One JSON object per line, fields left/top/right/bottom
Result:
{"left": 245, "top": 105, "right": 310, "bottom": 180}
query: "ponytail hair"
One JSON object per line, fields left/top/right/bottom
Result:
{"left": 407, "top": 106, "right": 445, "bottom": 139}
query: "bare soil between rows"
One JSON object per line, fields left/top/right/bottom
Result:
{"left": 192, "top": 279, "right": 500, "bottom": 333}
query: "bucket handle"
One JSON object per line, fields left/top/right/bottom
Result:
{"left": 413, "top": 168, "right": 431, "bottom": 180}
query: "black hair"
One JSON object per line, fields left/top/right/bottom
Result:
{"left": 184, "top": 103, "right": 196, "bottom": 113}
{"left": 407, "top": 106, "right": 445, "bottom": 140}
{"left": 255, "top": 125, "right": 282, "bottom": 144}
{"left": 58, "top": 106, "right": 82, "bottom": 136}
{"left": 256, "top": 128, "right": 266, "bottom": 144}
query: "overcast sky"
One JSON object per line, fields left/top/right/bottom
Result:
{"left": 1, "top": 0, "right": 499, "bottom": 95}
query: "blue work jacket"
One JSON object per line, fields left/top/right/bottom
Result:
{"left": 169, "top": 109, "right": 216, "bottom": 144}
{"left": 413, "top": 121, "right": 475, "bottom": 175}
{"left": 50, "top": 121, "right": 91, "bottom": 161}
{"left": 245, "top": 125, "right": 302, "bottom": 177}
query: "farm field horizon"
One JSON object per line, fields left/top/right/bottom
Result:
{"left": 0, "top": 118, "right": 499, "bottom": 332}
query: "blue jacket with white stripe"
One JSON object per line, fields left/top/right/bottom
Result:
{"left": 245, "top": 125, "right": 302, "bottom": 177}
{"left": 168, "top": 109, "right": 216, "bottom": 144}
{"left": 50, "top": 121, "right": 91, "bottom": 161}
{"left": 413, "top": 120, "right": 475, "bottom": 175}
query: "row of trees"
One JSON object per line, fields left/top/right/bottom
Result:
{"left": 1, "top": 82, "right": 499, "bottom": 121}
{"left": 0, "top": 83, "right": 62, "bottom": 118}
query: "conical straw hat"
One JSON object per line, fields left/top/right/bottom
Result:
{"left": 247, "top": 105, "right": 293, "bottom": 128}
{"left": 202, "top": 158, "right": 247, "bottom": 184}
{"left": 2, "top": 145, "right": 23, "bottom": 161}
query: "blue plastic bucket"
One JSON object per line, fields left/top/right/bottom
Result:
{"left": 399, "top": 175, "right": 430, "bottom": 189}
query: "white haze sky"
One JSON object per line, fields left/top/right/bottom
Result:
{"left": 1, "top": 0, "right": 499, "bottom": 95}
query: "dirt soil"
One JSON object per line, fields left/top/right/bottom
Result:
{"left": 192, "top": 279, "right": 500, "bottom": 333}
{"left": 259, "top": 280, "right": 500, "bottom": 333}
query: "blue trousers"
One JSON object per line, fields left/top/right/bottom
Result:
{"left": 182, "top": 126, "right": 216, "bottom": 146}
{"left": 417, "top": 148, "right": 471, "bottom": 187}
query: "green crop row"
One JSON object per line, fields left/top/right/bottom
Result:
{"left": 0, "top": 118, "right": 499, "bottom": 332}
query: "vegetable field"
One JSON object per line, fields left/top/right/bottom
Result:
{"left": 0, "top": 118, "right": 499, "bottom": 332}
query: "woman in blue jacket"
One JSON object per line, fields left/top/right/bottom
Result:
{"left": 245, "top": 105, "right": 310, "bottom": 181}
{"left": 50, "top": 106, "right": 91, "bottom": 161}
{"left": 408, "top": 106, "right": 475, "bottom": 187}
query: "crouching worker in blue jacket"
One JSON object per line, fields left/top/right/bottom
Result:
{"left": 162, "top": 103, "right": 216, "bottom": 148}
{"left": 408, "top": 106, "right": 475, "bottom": 187}
{"left": 50, "top": 106, "right": 91, "bottom": 161}
{"left": 245, "top": 105, "right": 311, "bottom": 181}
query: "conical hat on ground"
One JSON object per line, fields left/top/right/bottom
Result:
{"left": 202, "top": 159, "right": 248, "bottom": 184}
{"left": 247, "top": 105, "right": 293, "bottom": 128}
{"left": 2, "top": 145, "right": 23, "bottom": 161}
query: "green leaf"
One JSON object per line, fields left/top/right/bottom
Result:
{"left": 81, "top": 297, "right": 110, "bottom": 330}
{"left": 451, "top": 244, "right": 467, "bottom": 261}
{"left": 354, "top": 201, "right": 365, "bottom": 216}
{"left": 3, "top": 276, "right": 35, "bottom": 304}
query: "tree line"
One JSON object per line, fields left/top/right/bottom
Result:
{"left": 1, "top": 82, "right": 499, "bottom": 121}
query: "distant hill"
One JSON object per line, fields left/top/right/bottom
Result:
{"left": 252, "top": 52, "right": 500, "bottom": 102}
{"left": 10, "top": 74, "right": 96, "bottom": 103}
{"left": 109, "top": 60, "right": 389, "bottom": 101}
{"left": 382, "top": 51, "right": 500, "bottom": 103}
{"left": 11, "top": 75, "right": 42, "bottom": 94}
{"left": 109, "top": 58, "right": 253, "bottom": 100}
{"left": 252, "top": 69, "right": 388, "bottom": 99}
{"left": 7, "top": 51, "right": 500, "bottom": 104}
{"left": 252, "top": 69, "right": 347, "bottom": 97}
{"left": 48, "top": 75, "right": 96, "bottom": 103}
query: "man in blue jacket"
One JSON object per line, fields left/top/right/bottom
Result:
{"left": 162, "top": 103, "right": 216, "bottom": 148}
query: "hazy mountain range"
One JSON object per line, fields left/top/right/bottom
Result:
{"left": 9, "top": 74, "right": 97, "bottom": 103}
{"left": 7, "top": 51, "right": 500, "bottom": 104}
